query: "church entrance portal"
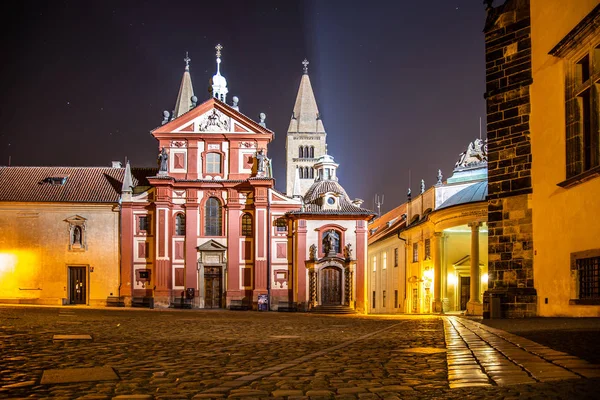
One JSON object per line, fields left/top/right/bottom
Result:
{"left": 321, "top": 266, "right": 342, "bottom": 305}
{"left": 68, "top": 266, "right": 86, "bottom": 304}
{"left": 204, "top": 266, "right": 222, "bottom": 308}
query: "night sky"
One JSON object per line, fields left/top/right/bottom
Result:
{"left": 1, "top": 0, "right": 487, "bottom": 212}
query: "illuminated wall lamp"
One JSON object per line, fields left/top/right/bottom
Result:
{"left": 481, "top": 273, "right": 488, "bottom": 284}
{"left": 447, "top": 273, "right": 457, "bottom": 286}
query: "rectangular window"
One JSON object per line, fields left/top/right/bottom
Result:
{"left": 383, "top": 253, "right": 387, "bottom": 270}
{"left": 175, "top": 268, "right": 184, "bottom": 287}
{"left": 206, "top": 153, "right": 222, "bottom": 173}
{"left": 412, "top": 243, "right": 418, "bottom": 263}
{"left": 425, "top": 238, "right": 431, "bottom": 259}
{"left": 563, "top": 41, "right": 600, "bottom": 181}
{"left": 138, "top": 215, "right": 150, "bottom": 234}
{"left": 382, "top": 290, "right": 386, "bottom": 308}
{"left": 394, "top": 248, "right": 399, "bottom": 267}
{"left": 571, "top": 250, "right": 600, "bottom": 304}
{"left": 373, "top": 256, "right": 377, "bottom": 272}
{"left": 275, "top": 217, "right": 287, "bottom": 232}
{"left": 394, "top": 290, "right": 398, "bottom": 308}
{"left": 372, "top": 291, "right": 376, "bottom": 309}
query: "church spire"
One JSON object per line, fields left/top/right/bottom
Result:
{"left": 173, "top": 52, "right": 195, "bottom": 118}
{"left": 288, "top": 59, "right": 325, "bottom": 134}
{"left": 210, "top": 44, "right": 229, "bottom": 102}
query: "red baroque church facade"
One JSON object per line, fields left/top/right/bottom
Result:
{"left": 114, "top": 49, "right": 375, "bottom": 312}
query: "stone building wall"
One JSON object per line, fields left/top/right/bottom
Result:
{"left": 483, "top": 0, "right": 537, "bottom": 318}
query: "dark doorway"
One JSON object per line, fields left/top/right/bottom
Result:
{"left": 69, "top": 266, "right": 86, "bottom": 304}
{"left": 460, "top": 276, "right": 471, "bottom": 310}
{"left": 321, "top": 267, "right": 342, "bottom": 305}
{"left": 204, "top": 266, "right": 222, "bottom": 308}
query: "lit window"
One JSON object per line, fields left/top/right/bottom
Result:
{"left": 205, "top": 197, "right": 222, "bottom": 236}
{"left": 425, "top": 238, "right": 431, "bottom": 259}
{"left": 412, "top": 243, "right": 418, "bottom": 263}
{"left": 373, "top": 256, "right": 377, "bottom": 272}
{"left": 383, "top": 253, "right": 387, "bottom": 270}
{"left": 242, "top": 213, "right": 252, "bottom": 236}
{"left": 206, "top": 153, "right": 221, "bottom": 173}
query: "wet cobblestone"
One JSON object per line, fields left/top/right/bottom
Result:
{"left": 0, "top": 306, "right": 598, "bottom": 399}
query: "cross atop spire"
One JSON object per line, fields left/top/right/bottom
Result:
{"left": 302, "top": 59, "right": 309, "bottom": 74}
{"left": 215, "top": 44, "right": 223, "bottom": 58}
{"left": 184, "top": 52, "right": 191, "bottom": 70}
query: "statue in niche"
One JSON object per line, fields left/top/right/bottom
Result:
{"left": 73, "top": 226, "right": 82, "bottom": 246}
{"left": 323, "top": 230, "right": 339, "bottom": 256}
{"left": 158, "top": 147, "right": 168, "bottom": 172}
{"left": 309, "top": 244, "right": 317, "bottom": 261}
{"left": 344, "top": 243, "right": 353, "bottom": 260}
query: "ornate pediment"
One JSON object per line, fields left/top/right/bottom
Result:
{"left": 197, "top": 239, "right": 227, "bottom": 252}
{"left": 198, "top": 109, "right": 230, "bottom": 132}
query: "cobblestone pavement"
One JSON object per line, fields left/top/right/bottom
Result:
{"left": 0, "top": 306, "right": 599, "bottom": 399}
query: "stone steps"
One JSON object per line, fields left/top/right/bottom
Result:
{"left": 311, "top": 305, "right": 356, "bottom": 314}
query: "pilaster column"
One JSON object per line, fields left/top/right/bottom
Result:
{"left": 432, "top": 232, "right": 443, "bottom": 313}
{"left": 467, "top": 222, "right": 482, "bottom": 315}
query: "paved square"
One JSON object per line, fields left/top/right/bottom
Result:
{"left": 0, "top": 306, "right": 598, "bottom": 399}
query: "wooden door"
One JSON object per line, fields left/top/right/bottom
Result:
{"left": 204, "top": 266, "right": 222, "bottom": 308}
{"left": 321, "top": 267, "right": 342, "bottom": 305}
{"left": 69, "top": 267, "right": 86, "bottom": 304}
{"left": 460, "top": 276, "right": 470, "bottom": 310}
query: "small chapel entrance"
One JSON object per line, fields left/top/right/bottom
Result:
{"left": 204, "top": 266, "right": 222, "bottom": 309}
{"left": 321, "top": 266, "right": 342, "bottom": 305}
{"left": 68, "top": 266, "right": 86, "bottom": 304}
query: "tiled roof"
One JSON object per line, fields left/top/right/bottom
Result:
{"left": 0, "top": 167, "right": 155, "bottom": 203}
{"left": 368, "top": 203, "right": 408, "bottom": 245}
{"left": 288, "top": 180, "right": 375, "bottom": 217}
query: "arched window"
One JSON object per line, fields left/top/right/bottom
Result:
{"left": 175, "top": 213, "right": 186, "bottom": 236}
{"left": 206, "top": 153, "right": 222, "bottom": 173}
{"left": 310, "top": 168, "right": 314, "bottom": 179}
{"left": 299, "top": 167, "right": 304, "bottom": 179}
{"left": 299, "top": 147, "right": 304, "bottom": 158}
{"left": 304, "top": 167, "right": 309, "bottom": 179}
{"left": 304, "top": 146, "right": 309, "bottom": 158}
{"left": 205, "top": 197, "right": 222, "bottom": 236}
{"left": 310, "top": 146, "right": 314, "bottom": 158}
{"left": 241, "top": 213, "right": 253, "bottom": 236}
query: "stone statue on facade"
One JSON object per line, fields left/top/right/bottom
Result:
{"left": 455, "top": 138, "right": 488, "bottom": 169}
{"left": 158, "top": 147, "right": 168, "bottom": 173}
{"left": 323, "top": 230, "right": 339, "bottom": 256}
{"left": 256, "top": 149, "right": 269, "bottom": 177}
{"left": 420, "top": 179, "right": 425, "bottom": 194}
{"left": 437, "top": 169, "right": 443, "bottom": 185}
{"left": 309, "top": 244, "right": 317, "bottom": 261}
{"left": 344, "top": 243, "right": 353, "bottom": 260}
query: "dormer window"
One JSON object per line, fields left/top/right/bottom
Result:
{"left": 44, "top": 176, "right": 67, "bottom": 185}
{"left": 327, "top": 197, "right": 336, "bottom": 205}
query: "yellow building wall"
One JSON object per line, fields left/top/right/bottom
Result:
{"left": 0, "top": 203, "right": 120, "bottom": 305}
{"left": 530, "top": 0, "right": 600, "bottom": 316}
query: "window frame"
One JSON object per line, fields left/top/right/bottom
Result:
{"left": 570, "top": 248, "right": 600, "bottom": 305}
{"left": 206, "top": 152, "right": 222, "bottom": 174}
{"left": 241, "top": 213, "right": 253, "bottom": 237}
{"left": 174, "top": 213, "right": 186, "bottom": 236}
{"left": 204, "top": 197, "right": 223, "bottom": 236}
